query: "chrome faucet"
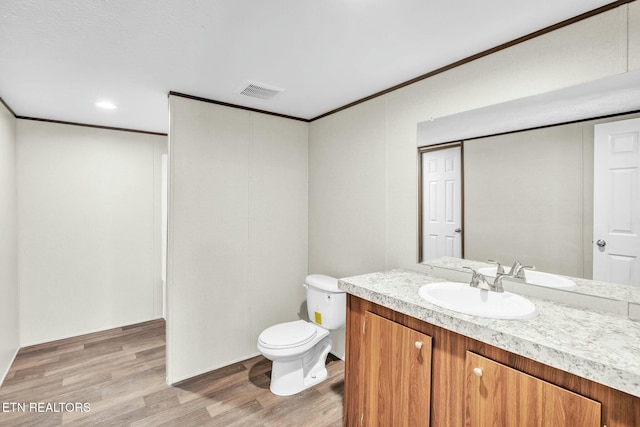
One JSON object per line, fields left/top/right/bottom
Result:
{"left": 509, "top": 261, "right": 535, "bottom": 280}
{"left": 488, "top": 259, "right": 504, "bottom": 275}
{"left": 509, "top": 261, "right": 522, "bottom": 277}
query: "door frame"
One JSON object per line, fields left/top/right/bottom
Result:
{"left": 417, "top": 142, "right": 464, "bottom": 263}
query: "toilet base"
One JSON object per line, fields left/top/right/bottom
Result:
{"left": 269, "top": 336, "right": 332, "bottom": 396}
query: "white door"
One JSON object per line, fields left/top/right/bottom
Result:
{"left": 594, "top": 118, "right": 640, "bottom": 286}
{"left": 421, "top": 146, "right": 462, "bottom": 261}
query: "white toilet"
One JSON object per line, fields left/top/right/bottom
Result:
{"left": 257, "top": 274, "right": 346, "bottom": 396}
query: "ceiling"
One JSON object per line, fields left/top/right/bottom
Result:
{"left": 0, "top": 0, "right": 618, "bottom": 134}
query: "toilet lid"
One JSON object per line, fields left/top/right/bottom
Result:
{"left": 259, "top": 320, "right": 317, "bottom": 349}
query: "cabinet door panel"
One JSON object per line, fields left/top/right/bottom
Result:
{"left": 364, "top": 312, "right": 432, "bottom": 426}
{"left": 465, "top": 352, "right": 601, "bottom": 427}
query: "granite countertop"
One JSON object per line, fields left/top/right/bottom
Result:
{"left": 338, "top": 269, "right": 640, "bottom": 398}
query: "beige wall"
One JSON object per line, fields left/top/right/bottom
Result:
{"left": 167, "top": 96, "right": 309, "bottom": 383}
{"left": 464, "top": 124, "right": 586, "bottom": 277}
{"left": 308, "top": 99, "right": 387, "bottom": 358}
{"left": 0, "top": 101, "right": 19, "bottom": 384}
{"left": 17, "top": 120, "right": 167, "bottom": 345}
{"left": 309, "top": 6, "right": 633, "bottom": 278}
{"left": 309, "top": 97, "right": 387, "bottom": 277}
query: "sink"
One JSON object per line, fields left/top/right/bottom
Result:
{"left": 418, "top": 282, "right": 537, "bottom": 319}
{"left": 477, "top": 267, "right": 577, "bottom": 290}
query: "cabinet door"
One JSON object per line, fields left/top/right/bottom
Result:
{"left": 465, "top": 352, "right": 601, "bottom": 427}
{"left": 363, "top": 312, "right": 432, "bottom": 426}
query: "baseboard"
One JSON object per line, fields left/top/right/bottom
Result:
{"left": 330, "top": 350, "right": 345, "bottom": 361}
{"left": 167, "top": 351, "right": 262, "bottom": 386}
{"left": 0, "top": 347, "right": 20, "bottom": 387}
{"left": 19, "top": 316, "right": 164, "bottom": 348}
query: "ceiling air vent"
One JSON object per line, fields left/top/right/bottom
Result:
{"left": 237, "top": 81, "right": 284, "bottom": 100}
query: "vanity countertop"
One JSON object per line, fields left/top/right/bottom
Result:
{"left": 338, "top": 269, "right": 640, "bottom": 398}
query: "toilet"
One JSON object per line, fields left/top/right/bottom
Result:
{"left": 257, "top": 274, "right": 346, "bottom": 396}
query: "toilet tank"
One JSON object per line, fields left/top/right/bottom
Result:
{"left": 305, "top": 274, "right": 346, "bottom": 330}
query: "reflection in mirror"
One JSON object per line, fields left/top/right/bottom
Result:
{"left": 421, "top": 256, "right": 640, "bottom": 308}
{"left": 463, "top": 121, "right": 590, "bottom": 279}
{"left": 420, "top": 113, "right": 640, "bottom": 288}
{"left": 417, "top": 143, "right": 462, "bottom": 262}
{"left": 464, "top": 112, "right": 640, "bottom": 286}
{"left": 417, "top": 71, "right": 640, "bottom": 293}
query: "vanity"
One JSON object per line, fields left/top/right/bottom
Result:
{"left": 338, "top": 267, "right": 640, "bottom": 427}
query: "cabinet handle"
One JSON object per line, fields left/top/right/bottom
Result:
{"left": 415, "top": 341, "right": 423, "bottom": 350}
{"left": 473, "top": 367, "right": 483, "bottom": 377}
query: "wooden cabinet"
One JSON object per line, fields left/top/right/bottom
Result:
{"left": 363, "top": 312, "right": 432, "bottom": 426}
{"left": 466, "top": 351, "right": 601, "bottom": 427}
{"left": 345, "top": 295, "right": 640, "bottom": 427}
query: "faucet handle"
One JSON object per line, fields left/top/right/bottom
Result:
{"left": 514, "top": 265, "right": 535, "bottom": 280}
{"left": 463, "top": 266, "right": 480, "bottom": 276}
{"left": 509, "top": 261, "right": 522, "bottom": 276}
{"left": 488, "top": 259, "right": 504, "bottom": 275}
{"left": 463, "top": 266, "right": 487, "bottom": 288}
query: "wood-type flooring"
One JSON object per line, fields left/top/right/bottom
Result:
{"left": 0, "top": 319, "right": 344, "bottom": 426}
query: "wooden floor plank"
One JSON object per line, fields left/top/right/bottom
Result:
{"left": 0, "top": 320, "right": 344, "bottom": 426}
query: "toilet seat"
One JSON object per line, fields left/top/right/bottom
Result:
{"left": 258, "top": 320, "right": 317, "bottom": 350}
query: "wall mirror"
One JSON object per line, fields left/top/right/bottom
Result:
{"left": 417, "top": 70, "right": 640, "bottom": 297}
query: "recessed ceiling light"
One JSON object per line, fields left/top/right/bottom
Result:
{"left": 95, "top": 101, "right": 117, "bottom": 109}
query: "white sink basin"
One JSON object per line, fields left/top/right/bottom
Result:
{"left": 418, "top": 282, "right": 537, "bottom": 319}
{"left": 477, "top": 267, "right": 577, "bottom": 290}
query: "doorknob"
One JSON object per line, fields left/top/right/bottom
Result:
{"left": 454, "top": 228, "right": 462, "bottom": 233}
{"left": 596, "top": 239, "right": 606, "bottom": 248}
